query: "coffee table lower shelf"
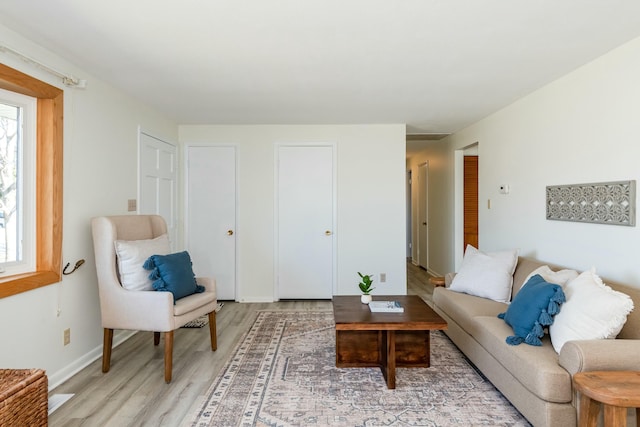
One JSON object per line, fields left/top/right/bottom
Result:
{"left": 336, "top": 329, "right": 431, "bottom": 389}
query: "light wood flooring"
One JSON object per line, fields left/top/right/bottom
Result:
{"left": 48, "top": 261, "right": 436, "bottom": 426}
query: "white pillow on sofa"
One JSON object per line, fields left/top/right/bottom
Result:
{"left": 522, "top": 265, "right": 579, "bottom": 289}
{"left": 549, "top": 268, "right": 634, "bottom": 353}
{"left": 449, "top": 245, "right": 519, "bottom": 303}
{"left": 115, "top": 234, "right": 170, "bottom": 291}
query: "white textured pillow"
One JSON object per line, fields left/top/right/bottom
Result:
{"left": 449, "top": 245, "right": 519, "bottom": 303}
{"left": 115, "top": 234, "right": 170, "bottom": 291}
{"left": 522, "top": 265, "right": 579, "bottom": 289}
{"left": 549, "top": 268, "right": 634, "bottom": 353}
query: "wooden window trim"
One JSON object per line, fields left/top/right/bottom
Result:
{"left": 0, "top": 63, "right": 63, "bottom": 298}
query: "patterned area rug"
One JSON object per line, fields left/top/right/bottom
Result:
{"left": 185, "top": 311, "right": 531, "bottom": 427}
{"left": 181, "top": 302, "right": 225, "bottom": 328}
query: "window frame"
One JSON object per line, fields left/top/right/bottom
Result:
{"left": 0, "top": 63, "right": 63, "bottom": 298}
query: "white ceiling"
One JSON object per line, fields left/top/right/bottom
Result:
{"left": 2, "top": 1, "right": 640, "bottom": 135}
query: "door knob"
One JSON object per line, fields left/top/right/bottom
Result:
{"left": 325, "top": 230, "right": 332, "bottom": 236}
{"left": 227, "top": 230, "right": 234, "bottom": 235}
{"left": 422, "top": 222, "right": 427, "bottom": 226}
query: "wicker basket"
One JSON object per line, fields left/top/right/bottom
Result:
{"left": 0, "top": 369, "right": 48, "bottom": 426}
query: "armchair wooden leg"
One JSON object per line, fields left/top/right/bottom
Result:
{"left": 102, "top": 328, "right": 113, "bottom": 373}
{"left": 208, "top": 311, "right": 217, "bottom": 351}
{"left": 154, "top": 331, "right": 160, "bottom": 346}
{"left": 164, "top": 330, "right": 174, "bottom": 383}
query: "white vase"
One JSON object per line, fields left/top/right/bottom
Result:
{"left": 361, "top": 294, "right": 372, "bottom": 304}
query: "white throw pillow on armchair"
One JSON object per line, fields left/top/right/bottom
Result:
{"left": 449, "top": 245, "right": 519, "bottom": 303}
{"left": 115, "top": 234, "right": 171, "bottom": 291}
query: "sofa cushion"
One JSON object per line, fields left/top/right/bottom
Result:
{"left": 433, "top": 287, "right": 507, "bottom": 336}
{"left": 522, "top": 266, "right": 579, "bottom": 289}
{"left": 498, "top": 275, "right": 565, "bottom": 346}
{"left": 472, "top": 316, "right": 573, "bottom": 403}
{"left": 511, "top": 258, "right": 547, "bottom": 297}
{"left": 550, "top": 268, "right": 634, "bottom": 353}
{"left": 449, "top": 245, "right": 519, "bottom": 303}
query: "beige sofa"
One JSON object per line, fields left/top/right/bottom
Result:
{"left": 432, "top": 257, "right": 640, "bottom": 427}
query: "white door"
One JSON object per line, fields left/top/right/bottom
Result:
{"left": 139, "top": 132, "right": 177, "bottom": 246}
{"left": 277, "top": 145, "right": 334, "bottom": 299}
{"left": 417, "top": 162, "right": 429, "bottom": 269}
{"left": 186, "top": 146, "right": 236, "bottom": 300}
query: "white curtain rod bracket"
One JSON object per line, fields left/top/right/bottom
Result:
{"left": 0, "top": 44, "right": 87, "bottom": 89}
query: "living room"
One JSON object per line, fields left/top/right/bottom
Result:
{"left": 1, "top": 2, "right": 640, "bottom": 425}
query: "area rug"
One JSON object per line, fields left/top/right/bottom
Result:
{"left": 181, "top": 302, "right": 225, "bottom": 328}
{"left": 185, "top": 311, "right": 531, "bottom": 427}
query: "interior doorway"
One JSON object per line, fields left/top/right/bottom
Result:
{"left": 464, "top": 156, "right": 479, "bottom": 250}
{"left": 417, "top": 162, "right": 429, "bottom": 269}
{"left": 454, "top": 143, "right": 479, "bottom": 269}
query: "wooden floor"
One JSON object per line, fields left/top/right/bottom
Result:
{"left": 48, "top": 261, "right": 436, "bottom": 426}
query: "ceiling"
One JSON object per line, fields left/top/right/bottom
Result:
{"left": 2, "top": 1, "right": 640, "bottom": 136}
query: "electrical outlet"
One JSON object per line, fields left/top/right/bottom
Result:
{"left": 64, "top": 328, "right": 71, "bottom": 346}
{"left": 380, "top": 273, "right": 386, "bottom": 283}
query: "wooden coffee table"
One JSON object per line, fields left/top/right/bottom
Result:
{"left": 332, "top": 295, "right": 447, "bottom": 389}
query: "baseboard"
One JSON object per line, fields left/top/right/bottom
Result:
{"left": 239, "top": 297, "right": 276, "bottom": 303}
{"left": 427, "top": 268, "right": 442, "bottom": 277}
{"left": 47, "top": 330, "right": 137, "bottom": 391}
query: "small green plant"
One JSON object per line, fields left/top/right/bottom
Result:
{"left": 357, "top": 272, "right": 374, "bottom": 295}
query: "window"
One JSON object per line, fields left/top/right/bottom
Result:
{"left": 0, "top": 89, "right": 36, "bottom": 276}
{"left": 0, "top": 63, "right": 63, "bottom": 298}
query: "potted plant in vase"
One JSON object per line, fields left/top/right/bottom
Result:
{"left": 358, "top": 272, "right": 374, "bottom": 304}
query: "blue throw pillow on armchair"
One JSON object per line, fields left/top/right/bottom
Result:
{"left": 498, "top": 274, "right": 565, "bottom": 346}
{"left": 143, "top": 251, "right": 204, "bottom": 303}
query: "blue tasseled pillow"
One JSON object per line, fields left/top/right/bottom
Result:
{"left": 143, "top": 251, "right": 204, "bottom": 303}
{"left": 498, "top": 274, "right": 565, "bottom": 346}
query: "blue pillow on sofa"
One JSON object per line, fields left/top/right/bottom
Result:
{"left": 498, "top": 274, "right": 565, "bottom": 346}
{"left": 143, "top": 251, "right": 204, "bottom": 303}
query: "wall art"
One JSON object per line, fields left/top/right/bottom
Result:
{"left": 546, "top": 180, "right": 635, "bottom": 226}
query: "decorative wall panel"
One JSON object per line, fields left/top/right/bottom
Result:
{"left": 546, "top": 181, "right": 635, "bottom": 226}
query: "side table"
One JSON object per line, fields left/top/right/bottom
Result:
{"left": 573, "top": 371, "right": 640, "bottom": 427}
{"left": 429, "top": 276, "right": 446, "bottom": 287}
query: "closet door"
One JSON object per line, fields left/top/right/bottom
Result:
{"left": 276, "top": 145, "right": 334, "bottom": 299}
{"left": 139, "top": 132, "right": 178, "bottom": 246}
{"left": 186, "top": 145, "right": 237, "bottom": 300}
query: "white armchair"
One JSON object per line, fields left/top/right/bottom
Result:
{"left": 91, "top": 215, "right": 217, "bottom": 383}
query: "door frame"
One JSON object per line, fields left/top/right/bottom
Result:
{"left": 273, "top": 142, "right": 337, "bottom": 301}
{"left": 454, "top": 142, "right": 479, "bottom": 270}
{"left": 183, "top": 142, "right": 239, "bottom": 301}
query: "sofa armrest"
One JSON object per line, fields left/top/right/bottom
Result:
{"left": 445, "top": 272, "right": 456, "bottom": 287}
{"left": 558, "top": 339, "right": 640, "bottom": 375}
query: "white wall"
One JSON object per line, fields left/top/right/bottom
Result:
{"left": 439, "top": 35, "right": 640, "bottom": 286}
{"left": 179, "top": 125, "right": 408, "bottom": 300}
{"left": 0, "top": 24, "right": 178, "bottom": 387}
